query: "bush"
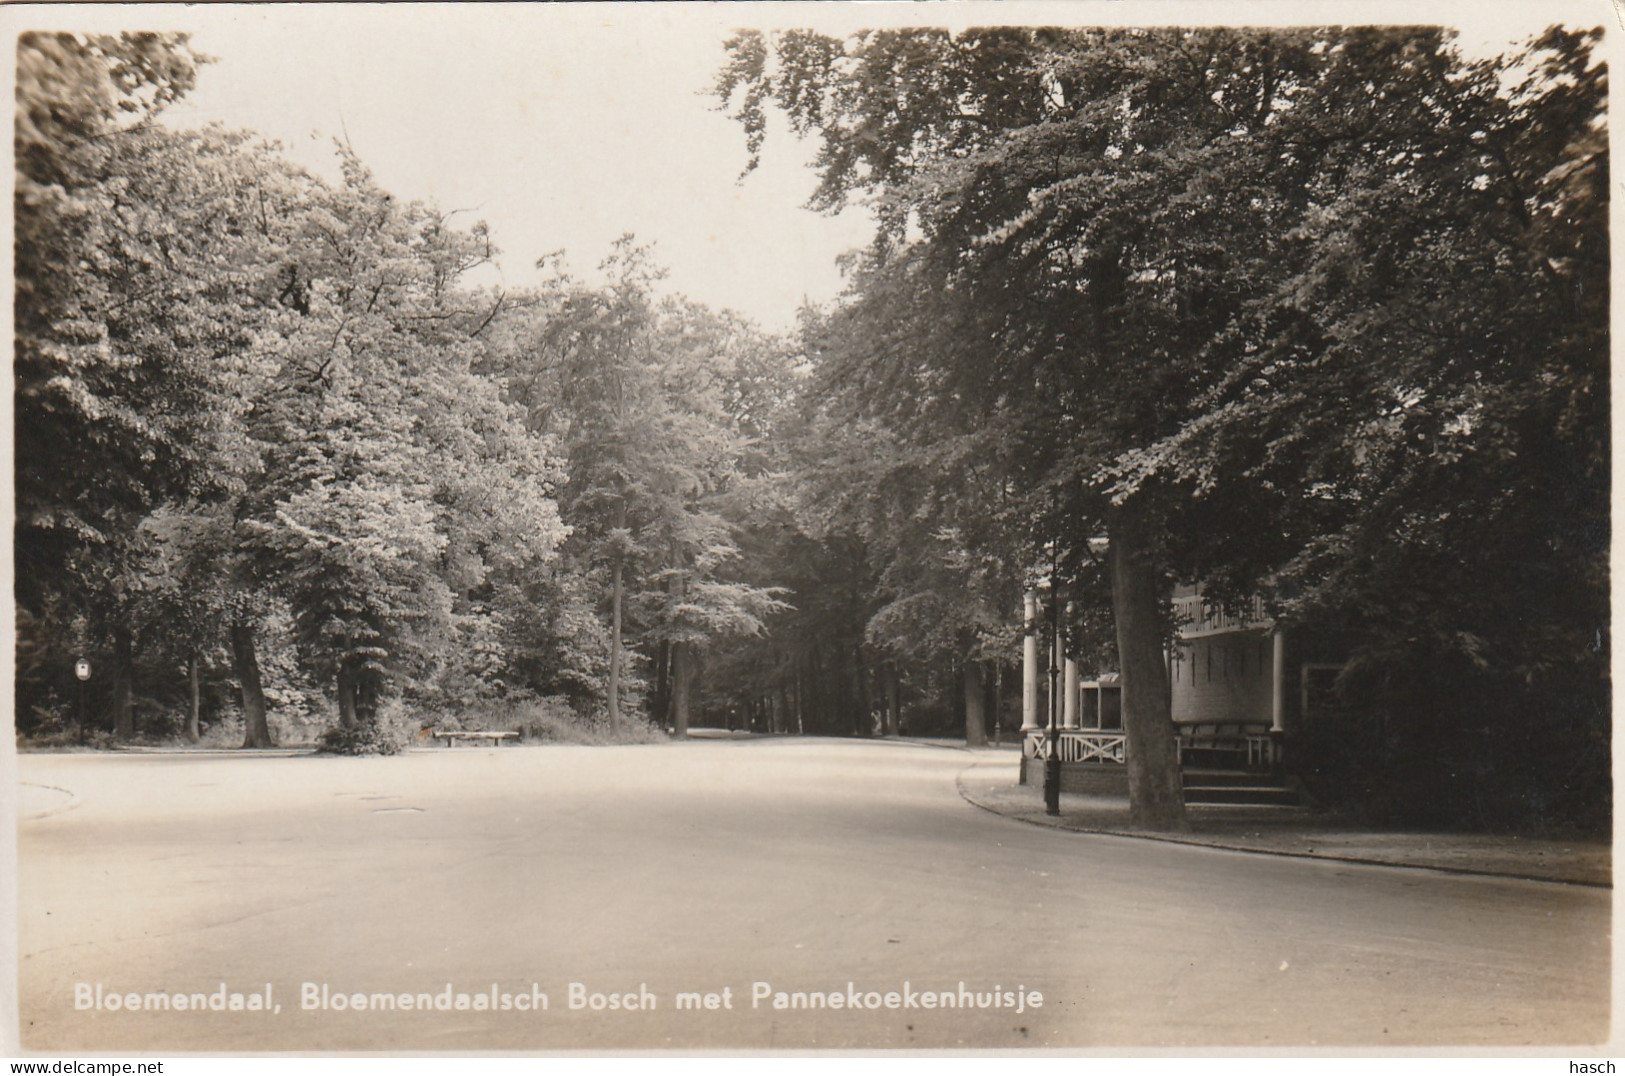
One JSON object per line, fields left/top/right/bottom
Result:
{"left": 268, "top": 709, "right": 323, "bottom": 748}
{"left": 316, "top": 721, "right": 407, "bottom": 756}
{"left": 314, "top": 697, "right": 420, "bottom": 756}
{"left": 17, "top": 724, "right": 117, "bottom": 751}
{"left": 17, "top": 698, "right": 79, "bottom": 748}
{"left": 1294, "top": 658, "right": 1611, "bottom": 835}
{"left": 195, "top": 707, "right": 244, "bottom": 747}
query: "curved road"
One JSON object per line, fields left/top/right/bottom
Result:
{"left": 14, "top": 739, "right": 1610, "bottom": 1051}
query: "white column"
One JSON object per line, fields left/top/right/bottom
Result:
{"left": 1021, "top": 591, "right": 1040, "bottom": 731}
{"left": 1271, "top": 629, "right": 1287, "bottom": 733}
{"left": 1063, "top": 658, "right": 1079, "bottom": 729}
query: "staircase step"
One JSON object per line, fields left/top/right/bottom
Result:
{"left": 1184, "top": 785, "right": 1300, "bottom": 806}
{"left": 1180, "top": 749, "right": 1254, "bottom": 766}
{"left": 1181, "top": 769, "right": 1276, "bottom": 788}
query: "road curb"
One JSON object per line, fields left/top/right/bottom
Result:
{"left": 954, "top": 759, "right": 1611, "bottom": 890}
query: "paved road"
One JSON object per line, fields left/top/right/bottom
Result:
{"left": 13, "top": 740, "right": 1610, "bottom": 1051}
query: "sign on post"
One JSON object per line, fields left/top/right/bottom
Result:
{"left": 75, "top": 658, "right": 91, "bottom": 681}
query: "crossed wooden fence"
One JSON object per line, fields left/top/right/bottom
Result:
{"left": 1022, "top": 730, "right": 1127, "bottom": 764}
{"left": 1023, "top": 727, "right": 1281, "bottom": 768}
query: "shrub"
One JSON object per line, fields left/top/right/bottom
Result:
{"left": 316, "top": 721, "right": 406, "bottom": 756}
{"left": 314, "top": 698, "right": 418, "bottom": 756}
{"left": 17, "top": 725, "right": 117, "bottom": 751}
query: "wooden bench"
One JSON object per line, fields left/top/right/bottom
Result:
{"left": 431, "top": 729, "right": 521, "bottom": 747}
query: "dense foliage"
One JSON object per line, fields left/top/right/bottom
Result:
{"left": 716, "top": 25, "right": 1608, "bottom": 828}
{"left": 14, "top": 27, "right": 1608, "bottom": 831}
{"left": 14, "top": 32, "right": 778, "bottom": 750}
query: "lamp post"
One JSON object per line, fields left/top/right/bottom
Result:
{"left": 1043, "top": 576, "right": 1066, "bottom": 817}
{"left": 74, "top": 656, "right": 91, "bottom": 743}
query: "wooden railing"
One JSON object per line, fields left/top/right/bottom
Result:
{"left": 1172, "top": 591, "right": 1271, "bottom": 637}
{"left": 1023, "top": 729, "right": 1126, "bottom": 764}
{"left": 1175, "top": 724, "right": 1281, "bottom": 769}
{"left": 1025, "top": 726, "right": 1283, "bottom": 769}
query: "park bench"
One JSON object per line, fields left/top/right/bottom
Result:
{"left": 431, "top": 729, "right": 522, "bottom": 748}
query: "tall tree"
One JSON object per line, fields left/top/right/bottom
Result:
{"left": 14, "top": 34, "right": 295, "bottom": 739}
{"left": 15, "top": 32, "right": 208, "bottom": 600}
{"left": 239, "top": 151, "right": 568, "bottom": 738}
{"left": 1110, "top": 28, "right": 1610, "bottom": 825}
{"left": 495, "top": 242, "right": 781, "bottom": 733}
{"left": 719, "top": 28, "right": 1286, "bottom": 825}
{"left": 17, "top": 39, "right": 571, "bottom": 745}
{"left": 720, "top": 25, "right": 1607, "bottom": 828}
{"left": 796, "top": 244, "right": 1038, "bottom": 746}
{"left": 637, "top": 302, "right": 788, "bottom": 736}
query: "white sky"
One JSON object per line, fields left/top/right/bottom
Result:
{"left": 6, "top": 1, "right": 1611, "bottom": 330}
{"left": 160, "top": 5, "right": 876, "bottom": 331}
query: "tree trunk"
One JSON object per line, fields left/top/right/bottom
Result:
{"left": 793, "top": 660, "right": 805, "bottom": 734}
{"left": 186, "top": 652, "right": 201, "bottom": 744}
{"left": 790, "top": 665, "right": 800, "bottom": 734}
{"left": 964, "top": 659, "right": 988, "bottom": 747}
{"left": 1109, "top": 502, "right": 1188, "bottom": 831}
{"left": 885, "top": 665, "right": 901, "bottom": 737}
{"left": 355, "top": 672, "right": 378, "bottom": 725}
{"left": 112, "top": 624, "right": 135, "bottom": 740}
{"left": 858, "top": 643, "right": 871, "bottom": 737}
{"left": 231, "top": 621, "right": 273, "bottom": 748}
{"left": 608, "top": 555, "right": 624, "bottom": 732}
{"left": 855, "top": 644, "right": 870, "bottom": 736}
{"left": 650, "top": 638, "right": 670, "bottom": 728}
{"left": 806, "top": 648, "right": 821, "bottom": 733}
{"left": 671, "top": 640, "right": 692, "bottom": 738}
{"left": 825, "top": 647, "right": 840, "bottom": 733}
{"left": 336, "top": 664, "right": 358, "bottom": 729}
{"left": 993, "top": 663, "right": 1005, "bottom": 745}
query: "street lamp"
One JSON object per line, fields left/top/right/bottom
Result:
{"left": 1043, "top": 576, "right": 1067, "bottom": 817}
{"left": 75, "top": 656, "right": 91, "bottom": 743}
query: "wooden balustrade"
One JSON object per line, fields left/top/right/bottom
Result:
{"left": 1024, "top": 726, "right": 1283, "bottom": 769}
{"left": 1023, "top": 729, "right": 1127, "bottom": 764}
